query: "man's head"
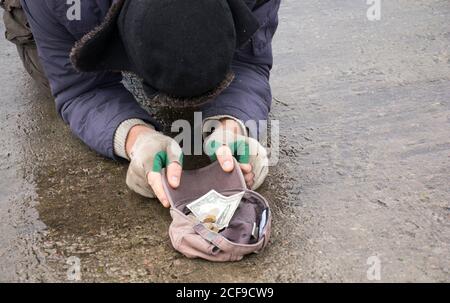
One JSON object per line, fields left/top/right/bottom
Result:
{"left": 71, "top": 0, "right": 260, "bottom": 107}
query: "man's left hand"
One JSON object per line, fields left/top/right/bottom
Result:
{"left": 204, "top": 119, "right": 269, "bottom": 190}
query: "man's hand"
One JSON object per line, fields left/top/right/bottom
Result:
{"left": 125, "top": 126, "right": 183, "bottom": 208}
{"left": 204, "top": 119, "right": 269, "bottom": 190}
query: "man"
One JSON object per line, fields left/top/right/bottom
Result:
{"left": 2, "top": 0, "right": 280, "bottom": 207}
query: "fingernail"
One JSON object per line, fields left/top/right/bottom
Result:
{"left": 171, "top": 176, "right": 178, "bottom": 182}
{"left": 224, "top": 161, "right": 233, "bottom": 169}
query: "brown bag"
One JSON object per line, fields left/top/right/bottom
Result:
{"left": 162, "top": 160, "right": 272, "bottom": 262}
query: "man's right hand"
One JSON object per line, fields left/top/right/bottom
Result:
{"left": 125, "top": 126, "right": 183, "bottom": 208}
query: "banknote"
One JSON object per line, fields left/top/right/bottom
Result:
{"left": 187, "top": 190, "right": 245, "bottom": 231}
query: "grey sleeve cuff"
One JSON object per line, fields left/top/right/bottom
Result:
{"left": 114, "top": 118, "right": 155, "bottom": 160}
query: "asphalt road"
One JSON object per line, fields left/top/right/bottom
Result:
{"left": 0, "top": 0, "right": 449, "bottom": 282}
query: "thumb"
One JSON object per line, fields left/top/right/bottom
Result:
{"left": 166, "top": 140, "right": 184, "bottom": 188}
{"left": 216, "top": 145, "right": 235, "bottom": 172}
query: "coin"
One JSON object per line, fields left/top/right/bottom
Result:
{"left": 202, "top": 215, "right": 217, "bottom": 223}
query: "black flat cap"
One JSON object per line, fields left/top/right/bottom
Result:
{"left": 70, "top": 0, "right": 260, "bottom": 106}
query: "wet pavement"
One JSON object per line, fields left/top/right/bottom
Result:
{"left": 0, "top": 0, "right": 449, "bottom": 282}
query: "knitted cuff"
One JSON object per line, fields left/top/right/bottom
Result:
{"left": 114, "top": 118, "right": 155, "bottom": 160}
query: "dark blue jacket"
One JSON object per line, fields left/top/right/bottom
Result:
{"left": 21, "top": 0, "right": 280, "bottom": 159}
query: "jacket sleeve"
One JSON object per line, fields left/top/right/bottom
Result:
{"left": 21, "top": 0, "right": 157, "bottom": 159}
{"left": 201, "top": 0, "right": 281, "bottom": 139}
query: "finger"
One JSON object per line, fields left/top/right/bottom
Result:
{"left": 244, "top": 172, "right": 255, "bottom": 188}
{"left": 249, "top": 145, "right": 270, "bottom": 190}
{"left": 166, "top": 162, "right": 182, "bottom": 189}
{"left": 166, "top": 140, "right": 184, "bottom": 165}
{"left": 246, "top": 179, "right": 254, "bottom": 188}
{"left": 126, "top": 165, "right": 156, "bottom": 198}
{"left": 147, "top": 172, "right": 170, "bottom": 208}
{"left": 239, "top": 163, "right": 253, "bottom": 174}
{"left": 216, "top": 145, "right": 234, "bottom": 172}
{"left": 244, "top": 172, "right": 255, "bottom": 184}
